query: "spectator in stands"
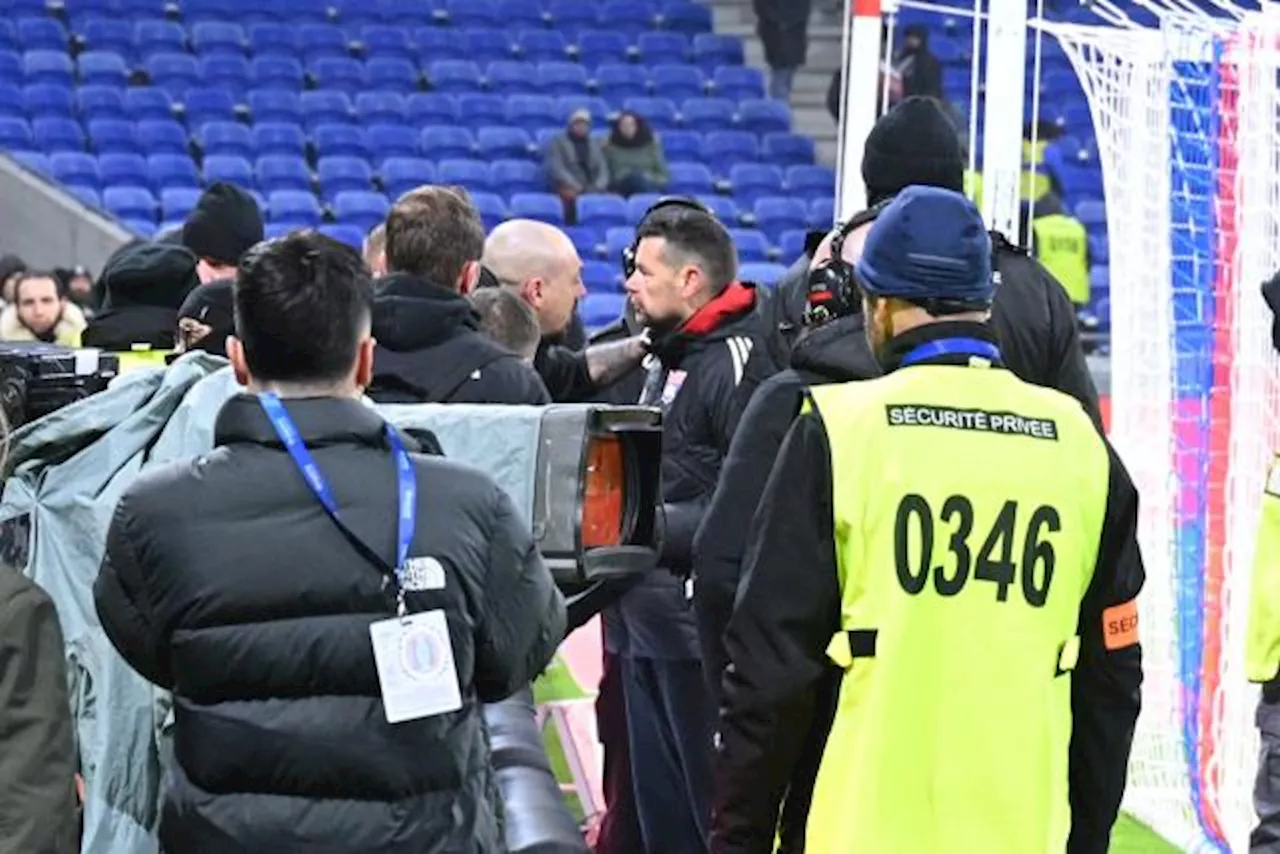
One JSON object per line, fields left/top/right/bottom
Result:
{"left": 544, "top": 108, "right": 610, "bottom": 225}
{"left": 59, "top": 265, "right": 95, "bottom": 317}
{"left": 0, "top": 271, "right": 86, "bottom": 346}
{"left": 892, "top": 25, "right": 943, "bottom": 101}
{"left": 1026, "top": 192, "right": 1091, "bottom": 309}
{"left": 604, "top": 112, "right": 670, "bottom": 197}
{"left": 483, "top": 219, "right": 648, "bottom": 402}
{"left": 754, "top": 0, "right": 812, "bottom": 102}
{"left": 618, "top": 204, "right": 775, "bottom": 853}
{"left": 0, "top": 255, "right": 27, "bottom": 304}
{"left": 363, "top": 223, "right": 387, "bottom": 277}
{"left": 181, "top": 182, "right": 266, "bottom": 285}
{"left": 468, "top": 287, "right": 541, "bottom": 363}
{"left": 82, "top": 242, "right": 198, "bottom": 368}
{"left": 172, "top": 279, "right": 234, "bottom": 359}
{"left": 94, "top": 230, "right": 566, "bottom": 852}
{"left": 368, "top": 187, "right": 550, "bottom": 404}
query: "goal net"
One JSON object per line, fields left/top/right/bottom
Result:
{"left": 1036, "top": 8, "right": 1280, "bottom": 851}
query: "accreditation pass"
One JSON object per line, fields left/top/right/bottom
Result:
{"left": 370, "top": 610, "right": 463, "bottom": 724}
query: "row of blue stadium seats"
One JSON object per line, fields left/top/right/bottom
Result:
{"left": 30, "top": 150, "right": 833, "bottom": 200}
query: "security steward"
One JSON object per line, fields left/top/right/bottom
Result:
{"left": 1030, "top": 192, "right": 1091, "bottom": 308}
{"left": 709, "top": 185, "right": 1144, "bottom": 854}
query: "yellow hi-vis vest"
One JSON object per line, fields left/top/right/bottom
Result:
{"left": 802, "top": 360, "right": 1110, "bottom": 854}
{"left": 1033, "top": 213, "right": 1091, "bottom": 305}
{"left": 1247, "top": 456, "right": 1280, "bottom": 681}
{"left": 964, "top": 169, "right": 983, "bottom": 210}
{"left": 116, "top": 345, "right": 172, "bottom": 373}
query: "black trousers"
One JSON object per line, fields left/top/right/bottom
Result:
{"left": 1255, "top": 682, "right": 1280, "bottom": 852}
{"left": 595, "top": 651, "right": 644, "bottom": 854}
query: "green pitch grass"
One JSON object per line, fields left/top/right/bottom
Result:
{"left": 1112, "top": 814, "right": 1182, "bottom": 853}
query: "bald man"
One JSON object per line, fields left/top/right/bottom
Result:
{"left": 484, "top": 219, "right": 648, "bottom": 402}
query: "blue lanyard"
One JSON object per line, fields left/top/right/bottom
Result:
{"left": 259, "top": 393, "right": 417, "bottom": 609}
{"left": 900, "top": 337, "right": 1002, "bottom": 368}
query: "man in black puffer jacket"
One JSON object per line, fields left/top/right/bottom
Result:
{"left": 369, "top": 186, "right": 550, "bottom": 405}
{"left": 94, "top": 232, "right": 566, "bottom": 852}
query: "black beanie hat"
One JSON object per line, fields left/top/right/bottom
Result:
{"left": 177, "top": 279, "right": 235, "bottom": 357}
{"left": 862, "top": 96, "right": 966, "bottom": 207}
{"left": 98, "top": 242, "right": 199, "bottom": 311}
{"left": 182, "top": 182, "right": 265, "bottom": 266}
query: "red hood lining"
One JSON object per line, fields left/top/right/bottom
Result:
{"left": 680, "top": 281, "right": 756, "bottom": 336}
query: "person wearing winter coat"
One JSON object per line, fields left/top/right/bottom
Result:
{"left": 0, "top": 271, "right": 86, "bottom": 346}
{"left": 544, "top": 108, "right": 610, "bottom": 224}
{"left": 604, "top": 111, "right": 670, "bottom": 197}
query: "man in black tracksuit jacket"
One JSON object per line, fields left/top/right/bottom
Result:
{"left": 93, "top": 232, "right": 565, "bottom": 851}
{"left": 618, "top": 205, "right": 775, "bottom": 853}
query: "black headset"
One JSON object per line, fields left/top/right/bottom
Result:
{"left": 803, "top": 197, "right": 894, "bottom": 326}
{"left": 621, "top": 196, "right": 717, "bottom": 280}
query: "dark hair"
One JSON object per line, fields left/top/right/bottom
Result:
{"left": 234, "top": 230, "right": 373, "bottom": 384}
{"left": 13, "top": 271, "right": 65, "bottom": 302}
{"left": 385, "top": 185, "right": 485, "bottom": 288}
{"left": 635, "top": 207, "right": 737, "bottom": 291}
{"left": 468, "top": 288, "right": 540, "bottom": 358}
{"left": 609, "top": 111, "right": 654, "bottom": 149}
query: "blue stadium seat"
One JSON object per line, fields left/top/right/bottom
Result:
{"left": 191, "top": 22, "right": 246, "bottom": 56}
{"left": 248, "top": 23, "right": 298, "bottom": 57}
{"left": 268, "top": 189, "right": 324, "bottom": 225}
{"left": 203, "top": 154, "right": 255, "bottom": 187}
{"left": 79, "top": 51, "right": 129, "bottom": 87}
{"left": 604, "top": 226, "right": 632, "bottom": 262}
{"left": 729, "top": 229, "right": 770, "bottom": 263}
{"left": 146, "top": 53, "right": 201, "bottom": 96}
{"left": 333, "top": 190, "right": 389, "bottom": 229}
{"left": 313, "top": 123, "right": 369, "bottom": 158}
{"left": 549, "top": 1, "right": 596, "bottom": 35}
{"left": 456, "top": 94, "right": 505, "bottom": 127}
{"left": 264, "top": 222, "right": 296, "bottom": 238}
{"left": 564, "top": 225, "right": 601, "bottom": 257}
{"left": 516, "top": 30, "right": 568, "bottom": 62}
{"left": 134, "top": 21, "right": 185, "bottom": 58}
{"left": 595, "top": 64, "right": 649, "bottom": 100}
{"left": 183, "top": 88, "right": 237, "bottom": 126}
{"left": 421, "top": 125, "right": 474, "bottom": 159}
{"left": 24, "top": 51, "right": 74, "bottom": 87}
{"left": 625, "top": 193, "right": 662, "bottom": 223}
{"left": 88, "top": 119, "right": 139, "bottom": 154}
{"left": 428, "top": 60, "right": 484, "bottom": 93}
{"left": 17, "top": 18, "right": 67, "bottom": 52}
{"left": 576, "top": 31, "right": 630, "bottom": 68}
{"left": 582, "top": 260, "right": 619, "bottom": 293}
{"left": 696, "top": 195, "right": 739, "bottom": 224}
{"left": 119, "top": 0, "right": 169, "bottom": 15}
{"left": 103, "top": 185, "right": 157, "bottom": 220}
{"left": 0, "top": 52, "right": 18, "bottom": 84}
{"left": 366, "top": 58, "right": 417, "bottom": 92}
{"left": 7, "top": 151, "right": 48, "bottom": 176}
{"left": 499, "top": 0, "right": 549, "bottom": 29}
{"left": 477, "top": 126, "right": 532, "bottom": 160}
{"left": 809, "top": 196, "right": 834, "bottom": 229}
{"left": 256, "top": 155, "right": 311, "bottom": 192}
{"left": 249, "top": 91, "right": 302, "bottom": 124}
{"left": 51, "top": 152, "right": 100, "bottom": 189}
{"left": 365, "top": 122, "right": 419, "bottom": 162}
{"left": 738, "top": 99, "right": 790, "bottom": 133}
{"left": 754, "top": 196, "right": 808, "bottom": 241}
{"left": 1056, "top": 162, "right": 1103, "bottom": 198}
{"left": 359, "top": 26, "right": 414, "bottom": 61}
{"left": 317, "top": 155, "right": 372, "bottom": 197}
{"left": 660, "top": 129, "right": 701, "bottom": 160}
{"left": 487, "top": 61, "right": 538, "bottom": 95}
{"left": 538, "top": 62, "right": 590, "bottom": 95}
{"left": 436, "top": 158, "right": 491, "bottom": 190}
{"left": 534, "top": 126, "right": 562, "bottom": 151}
{"left": 124, "top": 87, "right": 173, "bottom": 120}
{"left": 713, "top": 66, "right": 764, "bottom": 100}
{"left": 251, "top": 56, "right": 305, "bottom": 90}
{"left": 777, "top": 229, "right": 807, "bottom": 262}
{"left": 148, "top": 153, "right": 200, "bottom": 190}
{"left": 786, "top": 164, "right": 834, "bottom": 199}
{"left": 160, "top": 186, "right": 202, "bottom": 220}
{"left": 581, "top": 291, "right": 624, "bottom": 329}
{"left": 1089, "top": 233, "right": 1109, "bottom": 264}
{"left": 491, "top": 158, "right": 541, "bottom": 193}
{"left": 509, "top": 191, "right": 564, "bottom": 225}
{"left": 462, "top": 29, "right": 512, "bottom": 58}
{"left": 651, "top": 64, "right": 706, "bottom": 100}
{"left": 309, "top": 57, "right": 366, "bottom": 93}
{"left": 1074, "top": 199, "right": 1106, "bottom": 229}
{"left": 601, "top": 1, "right": 654, "bottom": 32}
{"left": 380, "top": 157, "right": 435, "bottom": 197}
{"left": 507, "top": 95, "right": 560, "bottom": 129}
{"left": 704, "top": 130, "right": 757, "bottom": 164}
{"left": 680, "top": 97, "right": 734, "bottom": 132}
{"left": 762, "top": 132, "right": 814, "bottom": 165}
{"left": 300, "top": 91, "right": 353, "bottom": 128}
{"left": 412, "top": 27, "right": 467, "bottom": 63}
{"left": 667, "top": 161, "right": 714, "bottom": 195}
{"left": 406, "top": 92, "right": 459, "bottom": 125}
{"left": 33, "top": 117, "right": 85, "bottom": 153}
{"left": 693, "top": 34, "right": 745, "bottom": 67}
{"left": 730, "top": 163, "right": 784, "bottom": 203}
{"left": 738, "top": 262, "right": 787, "bottom": 287}
{"left": 0, "top": 22, "right": 13, "bottom": 52}
{"left": 443, "top": 0, "right": 502, "bottom": 28}
{"left": 577, "top": 194, "right": 628, "bottom": 228}
{"left": 299, "top": 24, "right": 349, "bottom": 61}
{"left": 81, "top": 19, "right": 134, "bottom": 57}
{"left": 136, "top": 118, "right": 188, "bottom": 154}
{"left": 22, "top": 84, "right": 74, "bottom": 118}
{"left": 200, "top": 55, "right": 251, "bottom": 89}
{"left": 623, "top": 96, "right": 677, "bottom": 130}
{"left": 77, "top": 85, "right": 125, "bottom": 121}
{"left": 97, "top": 152, "right": 148, "bottom": 186}
{"left": 555, "top": 96, "right": 610, "bottom": 124}
{"left": 0, "top": 84, "right": 20, "bottom": 117}
{"left": 198, "top": 121, "right": 253, "bottom": 158}
{"left": 329, "top": 0, "right": 395, "bottom": 25}
{"left": 661, "top": 2, "right": 713, "bottom": 33}
{"left": 319, "top": 223, "right": 366, "bottom": 249}
{"left": 636, "top": 32, "right": 688, "bottom": 64}
{"left": 67, "top": 186, "right": 102, "bottom": 208}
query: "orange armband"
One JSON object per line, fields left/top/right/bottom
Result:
{"left": 1103, "top": 599, "right": 1140, "bottom": 650}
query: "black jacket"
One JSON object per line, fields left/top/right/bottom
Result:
{"left": 369, "top": 274, "right": 551, "bottom": 406}
{"left": 81, "top": 305, "right": 177, "bottom": 351}
{"left": 612, "top": 283, "right": 776, "bottom": 661}
{"left": 761, "top": 233, "right": 1102, "bottom": 428}
{"left": 94, "top": 395, "right": 566, "bottom": 852}
{"left": 709, "top": 323, "right": 1142, "bottom": 854}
